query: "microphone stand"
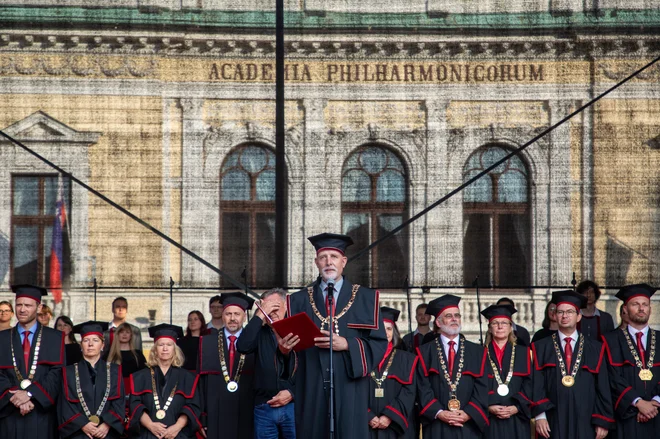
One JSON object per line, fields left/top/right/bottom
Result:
{"left": 473, "top": 275, "right": 483, "bottom": 345}
{"left": 405, "top": 276, "right": 413, "bottom": 336}
{"left": 327, "top": 282, "right": 336, "bottom": 439}
{"left": 93, "top": 277, "right": 97, "bottom": 320}
{"left": 169, "top": 277, "right": 174, "bottom": 325}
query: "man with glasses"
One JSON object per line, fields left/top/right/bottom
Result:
{"left": 0, "top": 301, "right": 14, "bottom": 331}
{"left": 531, "top": 290, "right": 614, "bottom": 439}
{"left": 415, "top": 294, "right": 489, "bottom": 438}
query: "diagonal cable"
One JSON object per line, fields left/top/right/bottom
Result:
{"left": 347, "top": 54, "right": 660, "bottom": 265}
{"left": 0, "top": 131, "right": 257, "bottom": 298}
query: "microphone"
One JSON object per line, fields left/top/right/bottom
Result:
{"left": 327, "top": 281, "right": 335, "bottom": 297}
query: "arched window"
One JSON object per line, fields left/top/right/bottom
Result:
{"left": 220, "top": 144, "right": 277, "bottom": 288}
{"left": 463, "top": 145, "right": 530, "bottom": 287}
{"left": 341, "top": 145, "right": 408, "bottom": 288}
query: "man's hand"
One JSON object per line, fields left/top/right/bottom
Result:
{"left": 267, "top": 390, "right": 293, "bottom": 408}
{"left": 9, "top": 390, "right": 31, "bottom": 407}
{"left": 637, "top": 412, "right": 651, "bottom": 423}
{"left": 19, "top": 401, "right": 34, "bottom": 416}
{"left": 536, "top": 419, "right": 551, "bottom": 438}
{"left": 162, "top": 423, "right": 183, "bottom": 439}
{"left": 256, "top": 299, "right": 281, "bottom": 322}
{"left": 377, "top": 415, "right": 392, "bottom": 429}
{"left": 452, "top": 410, "right": 470, "bottom": 425}
{"left": 636, "top": 399, "right": 659, "bottom": 419}
{"left": 277, "top": 333, "right": 300, "bottom": 356}
{"left": 146, "top": 421, "right": 167, "bottom": 438}
{"left": 437, "top": 410, "right": 463, "bottom": 426}
{"left": 595, "top": 425, "right": 608, "bottom": 439}
{"left": 368, "top": 416, "right": 380, "bottom": 429}
{"left": 314, "top": 330, "right": 348, "bottom": 351}
{"left": 81, "top": 422, "right": 99, "bottom": 439}
{"left": 93, "top": 423, "right": 111, "bottom": 438}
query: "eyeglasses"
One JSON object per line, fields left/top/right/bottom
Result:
{"left": 0, "top": 309, "right": 12, "bottom": 314}
{"left": 442, "top": 313, "right": 462, "bottom": 320}
{"left": 489, "top": 321, "right": 511, "bottom": 327}
{"left": 555, "top": 309, "right": 578, "bottom": 317}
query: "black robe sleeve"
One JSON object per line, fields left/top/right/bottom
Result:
{"left": 378, "top": 352, "right": 418, "bottom": 435}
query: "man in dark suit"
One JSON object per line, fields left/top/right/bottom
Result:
{"left": 103, "top": 296, "right": 142, "bottom": 352}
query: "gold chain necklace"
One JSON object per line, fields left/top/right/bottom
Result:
{"left": 621, "top": 328, "right": 655, "bottom": 381}
{"left": 150, "top": 367, "right": 178, "bottom": 420}
{"left": 307, "top": 284, "right": 359, "bottom": 334}
{"left": 218, "top": 332, "right": 245, "bottom": 393}
{"left": 435, "top": 337, "right": 465, "bottom": 411}
{"left": 551, "top": 333, "right": 584, "bottom": 387}
{"left": 10, "top": 326, "right": 43, "bottom": 389}
{"left": 487, "top": 343, "right": 516, "bottom": 396}
{"left": 75, "top": 362, "right": 112, "bottom": 425}
{"left": 370, "top": 349, "right": 396, "bottom": 398}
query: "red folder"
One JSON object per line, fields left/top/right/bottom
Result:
{"left": 271, "top": 312, "right": 324, "bottom": 352}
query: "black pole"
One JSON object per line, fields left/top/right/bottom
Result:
{"left": 327, "top": 282, "right": 336, "bottom": 439}
{"left": 93, "top": 278, "right": 97, "bottom": 320}
{"left": 405, "top": 276, "right": 413, "bottom": 335}
{"left": 473, "top": 276, "right": 483, "bottom": 345}
{"left": 169, "top": 277, "right": 174, "bottom": 325}
{"left": 571, "top": 272, "right": 577, "bottom": 291}
{"left": 275, "top": 0, "right": 287, "bottom": 288}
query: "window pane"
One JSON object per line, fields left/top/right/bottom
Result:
{"left": 44, "top": 176, "right": 58, "bottom": 216}
{"left": 463, "top": 170, "right": 492, "bottom": 202}
{"left": 463, "top": 214, "right": 491, "bottom": 286}
{"left": 342, "top": 170, "right": 371, "bottom": 202}
{"left": 386, "top": 150, "right": 404, "bottom": 172}
{"left": 376, "top": 170, "right": 405, "bottom": 202}
{"left": 43, "top": 225, "right": 53, "bottom": 287}
{"left": 240, "top": 146, "right": 268, "bottom": 173}
{"left": 221, "top": 152, "right": 239, "bottom": 172}
{"left": 377, "top": 215, "right": 408, "bottom": 288}
{"left": 256, "top": 170, "right": 276, "bottom": 201}
{"left": 360, "top": 147, "right": 387, "bottom": 174}
{"left": 221, "top": 212, "right": 250, "bottom": 287}
{"left": 343, "top": 213, "right": 370, "bottom": 286}
{"left": 12, "top": 225, "right": 39, "bottom": 285}
{"left": 255, "top": 213, "right": 276, "bottom": 288}
{"left": 498, "top": 214, "right": 528, "bottom": 286}
{"left": 13, "top": 178, "right": 39, "bottom": 215}
{"left": 221, "top": 170, "right": 251, "bottom": 201}
{"left": 481, "top": 147, "right": 508, "bottom": 173}
{"left": 498, "top": 171, "right": 527, "bottom": 203}
{"left": 507, "top": 155, "right": 527, "bottom": 174}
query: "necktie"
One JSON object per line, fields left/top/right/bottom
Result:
{"left": 228, "top": 335, "right": 237, "bottom": 377}
{"left": 325, "top": 288, "right": 335, "bottom": 316}
{"left": 636, "top": 332, "right": 646, "bottom": 364}
{"left": 22, "top": 331, "right": 31, "bottom": 375}
{"left": 413, "top": 334, "right": 419, "bottom": 350}
{"left": 564, "top": 337, "right": 573, "bottom": 369}
{"left": 448, "top": 340, "right": 456, "bottom": 378}
{"left": 109, "top": 327, "right": 115, "bottom": 346}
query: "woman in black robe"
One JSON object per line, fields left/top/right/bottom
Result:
{"left": 368, "top": 307, "right": 418, "bottom": 439}
{"left": 128, "top": 324, "right": 202, "bottom": 439}
{"left": 176, "top": 311, "right": 209, "bottom": 372}
{"left": 58, "top": 321, "right": 125, "bottom": 439}
{"left": 480, "top": 305, "right": 532, "bottom": 439}
{"left": 55, "top": 316, "right": 82, "bottom": 366}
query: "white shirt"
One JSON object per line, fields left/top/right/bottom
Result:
{"left": 224, "top": 327, "right": 242, "bottom": 347}
{"left": 320, "top": 276, "right": 344, "bottom": 304}
{"left": 435, "top": 334, "right": 460, "bottom": 416}
{"left": 535, "top": 330, "right": 579, "bottom": 421}
{"left": 627, "top": 325, "right": 660, "bottom": 406}
{"left": 208, "top": 321, "right": 223, "bottom": 330}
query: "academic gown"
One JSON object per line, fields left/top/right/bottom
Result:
{"left": 402, "top": 332, "right": 425, "bottom": 353}
{"left": 286, "top": 280, "right": 388, "bottom": 439}
{"left": 530, "top": 333, "right": 615, "bottom": 438}
{"left": 58, "top": 360, "right": 125, "bottom": 439}
{"left": 0, "top": 323, "right": 66, "bottom": 439}
{"left": 198, "top": 328, "right": 256, "bottom": 439}
{"left": 577, "top": 312, "right": 615, "bottom": 341}
{"left": 128, "top": 366, "right": 202, "bottom": 439}
{"left": 415, "top": 334, "right": 489, "bottom": 439}
{"left": 177, "top": 336, "right": 200, "bottom": 372}
{"left": 367, "top": 347, "right": 418, "bottom": 439}
{"left": 484, "top": 343, "right": 532, "bottom": 439}
{"left": 64, "top": 343, "right": 83, "bottom": 366}
{"left": 531, "top": 328, "right": 556, "bottom": 343}
{"left": 602, "top": 327, "right": 660, "bottom": 439}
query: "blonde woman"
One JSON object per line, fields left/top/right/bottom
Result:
{"left": 128, "top": 324, "right": 201, "bottom": 439}
{"left": 107, "top": 322, "right": 147, "bottom": 394}
{"left": 481, "top": 304, "right": 532, "bottom": 439}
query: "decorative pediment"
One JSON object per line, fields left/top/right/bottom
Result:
{"left": 1, "top": 111, "right": 101, "bottom": 144}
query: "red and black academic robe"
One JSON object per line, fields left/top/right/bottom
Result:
{"left": 602, "top": 328, "right": 660, "bottom": 439}
{"left": 198, "top": 329, "right": 256, "bottom": 439}
{"left": 128, "top": 366, "right": 202, "bottom": 439}
{"left": 416, "top": 335, "right": 489, "bottom": 439}
{"left": 530, "top": 333, "right": 615, "bottom": 438}
{"left": 287, "top": 280, "right": 388, "bottom": 439}
{"left": 0, "top": 323, "right": 65, "bottom": 439}
{"left": 484, "top": 343, "right": 532, "bottom": 439}
{"left": 177, "top": 336, "right": 201, "bottom": 372}
{"left": 58, "top": 360, "right": 125, "bottom": 438}
{"left": 367, "top": 348, "right": 418, "bottom": 439}
{"left": 577, "top": 311, "right": 615, "bottom": 341}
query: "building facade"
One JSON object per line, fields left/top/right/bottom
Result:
{"left": 0, "top": 1, "right": 659, "bottom": 341}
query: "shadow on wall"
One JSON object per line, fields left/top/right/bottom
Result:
{"left": 0, "top": 232, "right": 8, "bottom": 285}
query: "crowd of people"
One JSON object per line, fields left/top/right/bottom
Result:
{"left": 0, "top": 232, "right": 659, "bottom": 439}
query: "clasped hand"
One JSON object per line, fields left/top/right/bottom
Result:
{"left": 314, "top": 330, "right": 348, "bottom": 351}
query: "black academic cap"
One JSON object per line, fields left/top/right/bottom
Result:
{"left": 148, "top": 324, "right": 184, "bottom": 341}
{"left": 308, "top": 233, "right": 354, "bottom": 255}
{"left": 11, "top": 284, "right": 48, "bottom": 304}
{"left": 551, "top": 290, "right": 587, "bottom": 310}
{"left": 221, "top": 292, "right": 255, "bottom": 311}
{"left": 480, "top": 304, "right": 517, "bottom": 322}
{"left": 615, "top": 283, "right": 657, "bottom": 304}
{"left": 72, "top": 321, "right": 109, "bottom": 339}
{"left": 380, "top": 306, "right": 400, "bottom": 323}
{"left": 426, "top": 294, "right": 461, "bottom": 317}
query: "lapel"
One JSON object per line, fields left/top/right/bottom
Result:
{"left": 78, "top": 361, "right": 97, "bottom": 409}
{"left": 313, "top": 283, "right": 327, "bottom": 318}
{"left": 500, "top": 343, "right": 512, "bottom": 376}
{"left": 334, "top": 279, "right": 352, "bottom": 318}
{"left": 94, "top": 361, "right": 108, "bottom": 410}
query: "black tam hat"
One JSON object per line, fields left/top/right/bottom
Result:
{"left": 72, "top": 321, "right": 109, "bottom": 339}
{"left": 426, "top": 294, "right": 461, "bottom": 318}
{"left": 11, "top": 284, "right": 47, "bottom": 304}
{"left": 221, "top": 292, "right": 255, "bottom": 311}
{"left": 551, "top": 290, "right": 587, "bottom": 310}
{"left": 308, "top": 233, "right": 354, "bottom": 255}
{"left": 148, "top": 324, "right": 184, "bottom": 341}
{"left": 380, "top": 306, "right": 400, "bottom": 324}
{"left": 480, "top": 304, "right": 517, "bottom": 322}
{"left": 615, "top": 284, "right": 657, "bottom": 304}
